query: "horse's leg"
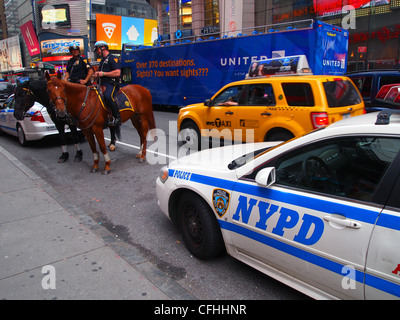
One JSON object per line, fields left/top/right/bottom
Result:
{"left": 70, "top": 124, "right": 83, "bottom": 162}
{"left": 56, "top": 121, "right": 69, "bottom": 163}
{"left": 108, "top": 127, "right": 116, "bottom": 151}
{"left": 93, "top": 126, "right": 111, "bottom": 174}
{"left": 83, "top": 129, "right": 99, "bottom": 173}
{"left": 130, "top": 115, "right": 143, "bottom": 160}
{"left": 137, "top": 115, "right": 150, "bottom": 163}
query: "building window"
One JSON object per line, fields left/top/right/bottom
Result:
{"left": 204, "top": 0, "right": 219, "bottom": 28}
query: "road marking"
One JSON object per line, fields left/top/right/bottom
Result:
{"left": 104, "top": 137, "right": 177, "bottom": 160}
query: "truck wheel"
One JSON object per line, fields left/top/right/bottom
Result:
{"left": 177, "top": 192, "right": 225, "bottom": 259}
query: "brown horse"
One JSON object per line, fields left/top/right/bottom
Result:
{"left": 45, "top": 72, "right": 155, "bottom": 174}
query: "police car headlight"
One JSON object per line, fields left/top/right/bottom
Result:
{"left": 159, "top": 167, "right": 169, "bottom": 183}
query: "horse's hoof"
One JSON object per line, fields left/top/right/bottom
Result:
{"left": 90, "top": 168, "right": 98, "bottom": 173}
{"left": 101, "top": 169, "right": 111, "bottom": 175}
{"left": 138, "top": 157, "right": 145, "bottom": 163}
{"left": 74, "top": 150, "right": 83, "bottom": 162}
{"left": 108, "top": 144, "right": 116, "bottom": 152}
{"left": 58, "top": 152, "right": 69, "bottom": 163}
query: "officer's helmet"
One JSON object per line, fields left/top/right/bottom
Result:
{"left": 69, "top": 45, "right": 80, "bottom": 53}
{"left": 93, "top": 41, "right": 108, "bottom": 51}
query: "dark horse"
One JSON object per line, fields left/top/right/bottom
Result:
{"left": 13, "top": 80, "right": 84, "bottom": 162}
{"left": 45, "top": 72, "right": 156, "bottom": 174}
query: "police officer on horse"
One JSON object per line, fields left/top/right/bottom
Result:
{"left": 64, "top": 44, "right": 94, "bottom": 85}
{"left": 93, "top": 40, "right": 121, "bottom": 127}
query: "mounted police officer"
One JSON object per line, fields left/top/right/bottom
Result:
{"left": 64, "top": 44, "right": 94, "bottom": 85}
{"left": 93, "top": 40, "right": 121, "bottom": 127}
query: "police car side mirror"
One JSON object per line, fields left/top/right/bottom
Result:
{"left": 255, "top": 167, "right": 276, "bottom": 187}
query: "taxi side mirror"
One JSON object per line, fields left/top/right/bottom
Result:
{"left": 204, "top": 99, "right": 212, "bottom": 107}
{"left": 255, "top": 167, "right": 276, "bottom": 187}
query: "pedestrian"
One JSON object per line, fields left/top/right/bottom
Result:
{"left": 93, "top": 40, "right": 121, "bottom": 127}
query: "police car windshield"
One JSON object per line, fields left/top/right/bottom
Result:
{"left": 228, "top": 147, "right": 272, "bottom": 170}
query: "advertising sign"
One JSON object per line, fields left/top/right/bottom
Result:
{"left": 96, "top": 14, "right": 158, "bottom": 50}
{"left": 41, "top": 38, "right": 84, "bottom": 62}
{"left": 0, "top": 36, "right": 23, "bottom": 73}
{"left": 20, "top": 21, "right": 41, "bottom": 57}
{"left": 314, "top": 0, "right": 390, "bottom": 17}
{"left": 121, "top": 21, "right": 348, "bottom": 106}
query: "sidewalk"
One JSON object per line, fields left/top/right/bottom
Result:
{"left": 0, "top": 145, "right": 194, "bottom": 300}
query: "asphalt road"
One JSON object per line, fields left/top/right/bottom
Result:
{"left": 0, "top": 109, "right": 307, "bottom": 300}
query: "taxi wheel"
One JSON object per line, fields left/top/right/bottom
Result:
{"left": 17, "top": 124, "right": 28, "bottom": 146}
{"left": 177, "top": 192, "right": 225, "bottom": 259}
{"left": 180, "top": 121, "right": 200, "bottom": 150}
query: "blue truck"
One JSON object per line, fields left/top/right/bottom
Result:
{"left": 121, "top": 20, "right": 350, "bottom": 106}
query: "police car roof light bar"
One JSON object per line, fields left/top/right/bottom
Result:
{"left": 375, "top": 109, "right": 400, "bottom": 125}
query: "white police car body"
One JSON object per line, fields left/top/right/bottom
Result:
{"left": 156, "top": 111, "right": 400, "bottom": 300}
{"left": 0, "top": 95, "right": 61, "bottom": 146}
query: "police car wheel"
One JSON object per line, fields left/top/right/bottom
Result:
{"left": 177, "top": 192, "right": 225, "bottom": 259}
{"left": 17, "top": 124, "right": 28, "bottom": 146}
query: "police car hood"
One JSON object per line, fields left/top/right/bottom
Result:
{"left": 172, "top": 142, "right": 280, "bottom": 171}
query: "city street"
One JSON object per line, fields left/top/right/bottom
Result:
{"left": 0, "top": 109, "right": 307, "bottom": 300}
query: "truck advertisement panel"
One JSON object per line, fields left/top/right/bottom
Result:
{"left": 121, "top": 20, "right": 349, "bottom": 106}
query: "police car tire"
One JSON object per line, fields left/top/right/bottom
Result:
{"left": 17, "top": 124, "right": 28, "bottom": 147}
{"left": 177, "top": 192, "right": 225, "bottom": 259}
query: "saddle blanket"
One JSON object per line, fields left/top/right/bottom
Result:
{"left": 115, "top": 90, "right": 135, "bottom": 112}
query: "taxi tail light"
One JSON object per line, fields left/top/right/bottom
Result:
{"left": 311, "top": 112, "right": 329, "bottom": 129}
{"left": 30, "top": 111, "right": 45, "bottom": 123}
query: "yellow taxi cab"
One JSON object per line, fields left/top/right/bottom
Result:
{"left": 178, "top": 55, "right": 365, "bottom": 148}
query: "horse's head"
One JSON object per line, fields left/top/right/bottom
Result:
{"left": 14, "top": 81, "right": 34, "bottom": 120}
{"left": 45, "top": 71, "right": 67, "bottom": 118}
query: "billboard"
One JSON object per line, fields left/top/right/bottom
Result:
{"left": 20, "top": 21, "right": 41, "bottom": 57}
{"left": 41, "top": 38, "right": 84, "bottom": 62}
{"left": 314, "top": 0, "right": 390, "bottom": 17}
{"left": 96, "top": 14, "right": 158, "bottom": 50}
{"left": 121, "top": 21, "right": 349, "bottom": 106}
{"left": 0, "top": 36, "right": 23, "bottom": 73}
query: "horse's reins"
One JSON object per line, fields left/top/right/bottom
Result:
{"left": 75, "top": 86, "right": 103, "bottom": 130}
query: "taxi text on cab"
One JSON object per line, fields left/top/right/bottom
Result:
{"left": 178, "top": 55, "right": 365, "bottom": 147}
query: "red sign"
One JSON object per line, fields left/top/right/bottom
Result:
{"left": 358, "top": 46, "right": 367, "bottom": 53}
{"left": 20, "top": 21, "right": 40, "bottom": 57}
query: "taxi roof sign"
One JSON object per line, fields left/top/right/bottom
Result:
{"left": 246, "top": 55, "right": 312, "bottom": 79}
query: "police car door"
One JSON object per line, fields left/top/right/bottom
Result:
{"left": 364, "top": 149, "right": 400, "bottom": 299}
{"left": 228, "top": 136, "right": 400, "bottom": 299}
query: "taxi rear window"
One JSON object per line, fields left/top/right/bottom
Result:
{"left": 323, "top": 80, "right": 362, "bottom": 108}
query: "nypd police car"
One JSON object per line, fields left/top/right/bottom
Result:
{"left": 156, "top": 110, "right": 400, "bottom": 299}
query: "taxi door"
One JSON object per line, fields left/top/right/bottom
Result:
{"left": 205, "top": 84, "right": 276, "bottom": 143}
{"left": 227, "top": 136, "right": 400, "bottom": 299}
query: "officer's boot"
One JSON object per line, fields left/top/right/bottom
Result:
{"left": 108, "top": 101, "right": 121, "bottom": 127}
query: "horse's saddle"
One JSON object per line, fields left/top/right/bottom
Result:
{"left": 99, "top": 86, "right": 134, "bottom": 113}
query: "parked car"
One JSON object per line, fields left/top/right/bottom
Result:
{"left": 347, "top": 70, "right": 400, "bottom": 112}
{"left": 0, "top": 82, "right": 14, "bottom": 103}
{"left": 0, "top": 95, "right": 64, "bottom": 146}
{"left": 157, "top": 110, "right": 400, "bottom": 299}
